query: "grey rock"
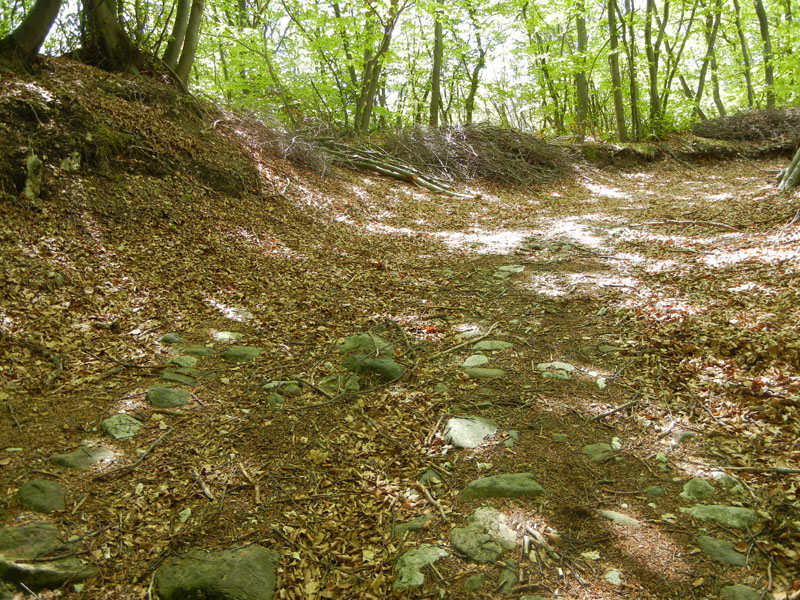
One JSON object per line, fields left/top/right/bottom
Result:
{"left": 343, "top": 355, "right": 404, "bottom": 381}
{"left": 155, "top": 545, "right": 278, "bottom": 600}
{"left": 444, "top": 416, "right": 498, "bottom": 448}
{"left": 158, "top": 333, "right": 182, "bottom": 344}
{"left": 393, "top": 515, "right": 435, "bottom": 536}
{"left": 461, "top": 473, "right": 544, "bottom": 500}
{"left": 337, "top": 333, "right": 394, "bottom": 357}
{"left": 462, "top": 574, "right": 486, "bottom": 591}
{"left": 432, "top": 382, "right": 449, "bottom": 393}
{"left": 182, "top": 345, "right": 213, "bottom": 356}
{"left": 597, "top": 509, "right": 641, "bottom": 528}
{"left": 542, "top": 369, "right": 571, "bottom": 380}
{"left": 17, "top": 480, "right": 65, "bottom": 513}
{"left": 265, "top": 393, "right": 284, "bottom": 407}
{"left": 282, "top": 383, "right": 302, "bottom": 396}
{"left": 498, "top": 561, "right": 517, "bottom": 594}
{"left": 101, "top": 414, "right": 143, "bottom": 440}
{"left": 464, "top": 367, "right": 505, "bottom": 379}
{"left": 696, "top": 535, "right": 747, "bottom": 566}
{"left": 505, "top": 430, "right": 519, "bottom": 448}
{"left": 147, "top": 386, "right": 190, "bottom": 408}
{"left": 211, "top": 331, "right": 244, "bottom": 341}
{"left": 23, "top": 154, "right": 43, "bottom": 199}
{"left": 50, "top": 446, "right": 112, "bottom": 470}
{"left": 645, "top": 485, "right": 665, "bottom": 497}
{"left": 0, "top": 522, "right": 96, "bottom": 593}
{"left": 462, "top": 354, "right": 489, "bottom": 368}
{"left": 220, "top": 346, "right": 262, "bottom": 362}
{"left": 680, "top": 477, "right": 715, "bottom": 501}
{"left": 536, "top": 361, "right": 575, "bottom": 372}
{"left": 679, "top": 505, "right": 759, "bottom": 530}
{"left": 393, "top": 545, "right": 448, "bottom": 590}
{"left": 720, "top": 584, "right": 766, "bottom": 600}
{"left": 598, "top": 345, "right": 619, "bottom": 354}
{"left": 582, "top": 443, "right": 615, "bottom": 463}
{"left": 418, "top": 469, "right": 443, "bottom": 486}
{"left": 449, "top": 508, "right": 516, "bottom": 563}
{"left": 493, "top": 270, "right": 513, "bottom": 280}
{"left": 167, "top": 355, "right": 198, "bottom": 368}
{"left": 551, "top": 433, "right": 568, "bottom": 443}
{"left": 161, "top": 370, "right": 198, "bottom": 386}
{"left": 497, "top": 265, "right": 525, "bottom": 273}
{"left": 472, "top": 340, "right": 513, "bottom": 351}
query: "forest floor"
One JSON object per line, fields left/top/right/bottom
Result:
{"left": 1, "top": 60, "right": 799, "bottom": 600}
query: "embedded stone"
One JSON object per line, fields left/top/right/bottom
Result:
{"left": 448, "top": 507, "right": 517, "bottom": 563}
{"left": 342, "top": 355, "right": 404, "bottom": 380}
{"left": 101, "top": 414, "right": 143, "bottom": 439}
{"left": 167, "top": 355, "right": 198, "bottom": 368}
{"left": 679, "top": 505, "right": 758, "bottom": 530}
{"left": 336, "top": 333, "right": 393, "bottom": 357}
{"left": 582, "top": 443, "right": 615, "bottom": 463}
{"left": 154, "top": 545, "right": 278, "bottom": 600}
{"left": 393, "top": 515, "right": 435, "bottom": 536}
{"left": 220, "top": 346, "right": 262, "bottom": 362}
{"left": 462, "top": 354, "right": 489, "bottom": 368}
{"left": 461, "top": 473, "right": 544, "bottom": 500}
{"left": 17, "top": 480, "right": 65, "bottom": 513}
{"left": 182, "top": 345, "right": 213, "bottom": 356}
{"left": 50, "top": 446, "right": 112, "bottom": 470}
{"left": 393, "top": 545, "right": 448, "bottom": 590}
{"left": 597, "top": 509, "right": 641, "bottom": 528}
{"left": 720, "top": 584, "right": 764, "bottom": 600}
{"left": 696, "top": 535, "right": 747, "bottom": 566}
{"left": 147, "top": 386, "right": 190, "bottom": 408}
{"left": 211, "top": 331, "right": 244, "bottom": 341}
{"left": 680, "top": 477, "right": 715, "bottom": 501}
{"left": 472, "top": 340, "right": 513, "bottom": 351}
{"left": 464, "top": 367, "right": 504, "bottom": 379}
{"left": 158, "top": 333, "right": 182, "bottom": 344}
{"left": 161, "top": 370, "right": 198, "bottom": 386}
{"left": 443, "top": 416, "right": 498, "bottom": 448}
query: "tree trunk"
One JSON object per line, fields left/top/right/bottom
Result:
{"left": 753, "top": 0, "right": 775, "bottom": 108}
{"left": 463, "top": 8, "right": 486, "bottom": 126}
{"left": 0, "top": 0, "right": 62, "bottom": 72}
{"left": 732, "top": 0, "right": 755, "bottom": 108}
{"left": 429, "top": 16, "right": 442, "bottom": 128}
{"left": 619, "top": 0, "right": 641, "bottom": 139}
{"left": 174, "top": 0, "right": 203, "bottom": 85}
{"left": 82, "top": 0, "right": 142, "bottom": 73}
{"left": 574, "top": 0, "right": 590, "bottom": 140}
{"left": 692, "top": 0, "right": 721, "bottom": 120}
{"left": 778, "top": 146, "right": 800, "bottom": 191}
{"left": 163, "top": 0, "right": 190, "bottom": 69}
{"left": 607, "top": 0, "right": 629, "bottom": 141}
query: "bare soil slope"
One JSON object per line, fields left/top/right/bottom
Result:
{"left": 1, "top": 60, "right": 799, "bottom": 600}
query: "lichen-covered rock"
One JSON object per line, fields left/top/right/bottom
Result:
{"left": 336, "top": 333, "right": 394, "bottom": 357}
{"left": 461, "top": 473, "right": 544, "bottom": 500}
{"left": 50, "top": 446, "right": 112, "bottom": 470}
{"left": 393, "top": 545, "right": 448, "bottom": 590}
{"left": 147, "top": 386, "right": 190, "bottom": 408}
{"left": 220, "top": 346, "right": 262, "bottom": 362}
{"left": 443, "top": 416, "right": 498, "bottom": 448}
{"left": 17, "top": 480, "right": 65, "bottom": 513}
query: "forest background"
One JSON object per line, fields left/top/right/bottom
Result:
{"left": 1, "top": 0, "right": 798, "bottom": 141}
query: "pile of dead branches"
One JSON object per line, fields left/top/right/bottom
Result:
{"left": 377, "top": 124, "right": 569, "bottom": 186}
{"left": 693, "top": 108, "right": 800, "bottom": 148}
{"left": 317, "top": 138, "right": 471, "bottom": 197}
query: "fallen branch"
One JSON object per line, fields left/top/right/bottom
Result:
{"left": 414, "top": 482, "right": 448, "bottom": 523}
{"left": 586, "top": 400, "right": 637, "bottom": 423}
{"left": 6, "top": 401, "right": 21, "bottom": 433}
{"left": 721, "top": 465, "right": 800, "bottom": 475}
{"left": 296, "top": 378, "right": 335, "bottom": 400}
{"left": 423, "top": 322, "right": 500, "bottom": 363}
{"left": 95, "top": 428, "right": 172, "bottom": 480}
{"left": 628, "top": 220, "right": 740, "bottom": 232}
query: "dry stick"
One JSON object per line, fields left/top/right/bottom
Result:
{"left": 628, "top": 220, "right": 740, "bottom": 232}
{"left": 720, "top": 466, "right": 800, "bottom": 475}
{"left": 6, "top": 401, "right": 21, "bottom": 432}
{"left": 82, "top": 349, "right": 158, "bottom": 369}
{"left": 414, "top": 482, "right": 448, "bottom": 522}
{"left": 295, "top": 377, "right": 335, "bottom": 400}
{"left": 95, "top": 428, "right": 172, "bottom": 480}
{"left": 423, "top": 322, "right": 500, "bottom": 363}
{"left": 586, "top": 400, "right": 637, "bottom": 423}
{"left": 193, "top": 468, "right": 216, "bottom": 501}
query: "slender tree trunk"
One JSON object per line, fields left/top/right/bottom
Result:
{"left": 174, "top": 0, "right": 203, "bottom": 85}
{"left": 731, "top": 0, "right": 755, "bottom": 108}
{"left": 574, "top": 0, "right": 590, "bottom": 140}
{"left": 708, "top": 49, "right": 726, "bottom": 116}
{"left": 429, "top": 16, "right": 442, "bottom": 127}
{"left": 163, "top": 0, "right": 190, "bottom": 69}
{"left": 619, "top": 0, "right": 641, "bottom": 139}
{"left": 753, "top": 0, "right": 775, "bottom": 108}
{"left": 692, "top": 0, "right": 721, "bottom": 120}
{"left": 607, "top": 0, "right": 629, "bottom": 141}
{"left": 0, "top": 0, "right": 62, "bottom": 72}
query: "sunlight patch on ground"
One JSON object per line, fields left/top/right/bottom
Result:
{"left": 533, "top": 217, "right": 607, "bottom": 249}
{"left": 728, "top": 281, "right": 779, "bottom": 295}
{"left": 205, "top": 299, "right": 254, "bottom": 322}
{"left": 699, "top": 245, "right": 799, "bottom": 268}
{"left": 622, "top": 292, "right": 704, "bottom": 323}
{"left": 583, "top": 182, "right": 629, "bottom": 199}
{"left": 228, "top": 226, "right": 304, "bottom": 260}
{"left": 705, "top": 192, "right": 733, "bottom": 202}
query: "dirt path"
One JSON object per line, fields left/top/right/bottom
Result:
{"left": 2, "top": 151, "right": 798, "bottom": 600}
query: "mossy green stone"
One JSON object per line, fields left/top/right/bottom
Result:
{"left": 50, "top": 446, "right": 112, "bottom": 470}
{"left": 161, "top": 370, "right": 198, "bottom": 386}
{"left": 182, "top": 345, "right": 213, "bottom": 356}
{"left": 17, "top": 479, "right": 65, "bottom": 513}
{"left": 464, "top": 367, "right": 505, "bottom": 379}
{"left": 158, "top": 333, "right": 182, "bottom": 344}
{"left": 220, "top": 346, "right": 262, "bottom": 362}
{"left": 461, "top": 473, "right": 544, "bottom": 500}
{"left": 147, "top": 386, "right": 190, "bottom": 408}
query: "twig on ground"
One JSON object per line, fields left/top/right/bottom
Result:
{"left": 721, "top": 465, "right": 800, "bottom": 475}
{"left": 6, "top": 401, "right": 21, "bottom": 432}
{"left": 628, "top": 219, "right": 740, "bottom": 232}
{"left": 193, "top": 468, "right": 216, "bottom": 500}
{"left": 414, "top": 482, "right": 448, "bottom": 522}
{"left": 296, "top": 378, "right": 335, "bottom": 399}
{"left": 82, "top": 349, "right": 157, "bottom": 369}
{"left": 423, "top": 322, "right": 500, "bottom": 363}
{"left": 587, "top": 400, "right": 637, "bottom": 423}
{"left": 95, "top": 428, "right": 172, "bottom": 480}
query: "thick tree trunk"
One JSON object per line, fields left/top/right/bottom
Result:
{"left": 0, "top": 0, "right": 62, "bottom": 72}
{"left": 163, "top": 0, "right": 190, "bottom": 69}
{"left": 607, "top": 0, "right": 629, "bottom": 141}
{"left": 429, "top": 17, "right": 442, "bottom": 128}
{"left": 174, "top": 0, "right": 203, "bottom": 85}
{"left": 753, "top": 0, "right": 775, "bottom": 108}
{"left": 692, "top": 0, "right": 721, "bottom": 119}
{"left": 82, "top": 0, "right": 142, "bottom": 73}
{"left": 778, "top": 146, "right": 800, "bottom": 191}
